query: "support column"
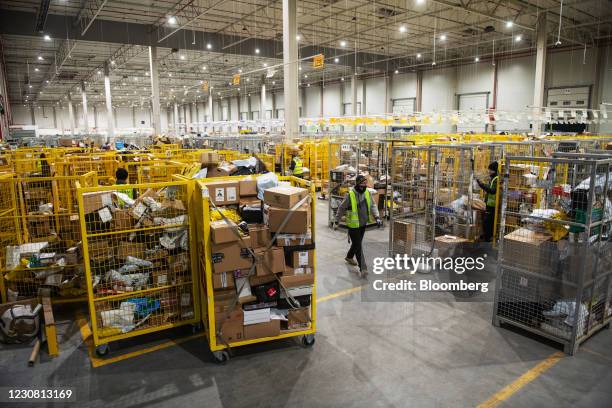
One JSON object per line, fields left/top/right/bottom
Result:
{"left": 272, "top": 92, "right": 277, "bottom": 119}
{"left": 193, "top": 102, "right": 198, "bottom": 134}
{"left": 385, "top": 75, "right": 391, "bottom": 133}
{"left": 52, "top": 106, "right": 57, "bottom": 129}
{"left": 260, "top": 83, "right": 267, "bottom": 120}
{"left": 93, "top": 105, "right": 98, "bottom": 129}
{"left": 489, "top": 61, "right": 498, "bottom": 133}
{"left": 131, "top": 106, "right": 136, "bottom": 127}
{"left": 67, "top": 93, "right": 75, "bottom": 136}
{"left": 81, "top": 81, "right": 89, "bottom": 133}
{"left": 416, "top": 70, "right": 423, "bottom": 132}
{"left": 533, "top": 12, "right": 547, "bottom": 137}
{"left": 173, "top": 102, "right": 179, "bottom": 136}
{"left": 104, "top": 62, "right": 114, "bottom": 141}
{"left": 29, "top": 106, "right": 36, "bottom": 126}
{"left": 282, "top": 0, "right": 298, "bottom": 139}
{"left": 208, "top": 92, "right": 213, "bottom": 125}
{"left": 148, "top": 47, "right": 162, "bottom": 136}
{"left": 351, "top": 74, "right": 358, "bottom": 131}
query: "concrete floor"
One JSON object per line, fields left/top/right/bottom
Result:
{"left": 1, "top": 200, "right": 612, "bottom": 408}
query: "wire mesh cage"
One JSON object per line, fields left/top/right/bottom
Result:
{"left": 0, "top": 172, "right": 98, "bottom": 303}
{"left": 77, "top": 180, "right": 199, "bottom": 351}
{"left": 388, "top": 146, "right": 438, "bottom": 256}
{"left": 493, "top": 154, "right": 612, "bottom": 354}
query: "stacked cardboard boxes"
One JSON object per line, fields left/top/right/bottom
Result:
{"left": 207, "top": 180, "right": 314, "bottom": 343}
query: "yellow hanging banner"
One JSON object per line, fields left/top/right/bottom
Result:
{"left": 202, "top": 80, "right": 209, "bottom": 92}
{"left": 312, "top": 54, "right": 324, "bottom": 69}
{"left": 232, "top": 74, "right": 241, "bottom": 85}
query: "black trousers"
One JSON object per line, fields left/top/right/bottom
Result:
{"left": 347, "top": 226, "right": 367, "bottom": 269}
{"left": 483, "top": 206, "right": 495, "bottom": 242}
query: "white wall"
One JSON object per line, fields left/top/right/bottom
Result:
{"left": 421, "top": 66, "right": 457, "bottom": 133}
{"left": 9, "top": 47, "right": 612, "bottom": 135}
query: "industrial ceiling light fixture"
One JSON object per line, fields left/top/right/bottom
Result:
{"left": 515, "top": 34, "right": 522, "bottom": 42}
{"left": 255, "top": 48, "right": 260, "bottom": 54}
{"left": 416, "top": 53, "right": 422, "bottom": 59}
{"left": 334, "top": 57, "right": 339, "bottom": 63}
{"left": 474, "top": 57, "right": 480, "bottom": 62}
{"left": 202, "top": 66, "right": 207, "bottom": 70}
{"left": 207, "top": 43, "right": 212, "bottom": 50}
{"left": 341, "top": 77, "right": 344, "bottom": 81}
{"left": 394, "top": 69, "right": 399, "bottom": 74}
{"left": 506, "top": 21, "right": 513, "bottom": 28}
{"left": 399, "top": 25, "right": 407, "bottom": 33}
{"left": 440, "top": 34, "right": 446, "bottom": 41}
{"left": 43, "top": 34, "right": 51, "bottom": 41}
{"left": 37, "top": 55, "right": 44, "bottom": 60}
{"left": 167, "top": 16, "right": 177, "bottom": 25}
{"left": 340, "top": 40, "right": 347, "bottom": 47}
{"left": 296, "top": 34, "right": 301, "bottom": 41}
{"left": 180, "top": 55, "right": 185, "bottom": 60}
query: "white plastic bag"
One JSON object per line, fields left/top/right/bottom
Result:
{"left": 256, "top": 172, "right": 279, "bottom": 200}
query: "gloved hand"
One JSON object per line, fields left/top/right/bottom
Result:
{"left": 376, "top": 218, "right": 383, "bottom": 228}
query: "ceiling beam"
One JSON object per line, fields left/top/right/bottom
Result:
{"left": 76, "top": 0, "right": 109, "bottom": 36}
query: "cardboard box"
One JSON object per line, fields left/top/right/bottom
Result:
{"left": 290, "top": 249, "right": 314, "bottom": 268}
{"left": 283, "top": 266, "right": 313, "bottom": 276}
{"left": 169, "top": 252, "right": 190, "bottom": 275}
{"left": 243, "top": 319, "right": 281, "bottom": 339}
{"left": 218, "top": 163, "right": 238, "bottom": 175}
{"left": 248, "top": 225, "right": 270, "bottom": 249}
{"left": 212, "top": 271, "right": 236, "bottom": 289}
{"left": 254, "top": 247, "right": 285, "bottom": 276}
{"left": 219, "top": 319, "right": 244, "bottom": 343}
{"left": 392, "top": 220, "right": 414, "bottom": 255}
{"left": 503, "top": 228, "right": 553, "bottom": 273}
{"left": 152, "top": 269, "right": 170, "bottom": 286}
{"left": 287, "top": 307, "right": 310, "bottom": 329}
{"left": 434, "top": 235, "right": 470, "bottom": 257}
{"left": 211, "top": 220, "right": 239, "bottom": 244}
{"left": 275, "top": 233, "right": 312, "bottom": 247}
{"left": 88, "top": 240, "right": 113, "bottom": 262}
{"left": 200, "top": 151, "right": 219, "bottom": 165}
{"left": 280, "top": 273, "right": 314, "bottom": 288}
{"left": 82, "top": 191, "right": 113, "bottom": 214}
{"left": 211, "top": 237, "right": 253, "bottom": 273}
{"left": 249, "top": 274, "right": 277, "bottom": 287}
{"left": 239, "top": 177, "right": 258, "bottom": 197}
{"left": 239, "top": 197, "right": 261, "bottom": 207}
{"left": 204, "top": 180, "right": 239, "bottom": 206}
{"left": 264, "top": 204, "right": 310, "bottom": 234}
{"left": 264, "top": 186, "right": 309, "bottom": 209}
{"left": 112, "top": 209, "right": 134, "bottom": 230}
{"left": 116, "top": 242, "right": 146, "bottom": 260}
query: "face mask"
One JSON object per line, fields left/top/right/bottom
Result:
{"left": 356, "top": 185, "right": 367, "bottom": 193}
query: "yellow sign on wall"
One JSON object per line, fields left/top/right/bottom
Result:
{"left": 202, "top": 80, "right": 209, "bottom": 92}
{"left": 232, "top": 74, "right": 241, "bottom": 85}
{"left": 312, "top": 54, "right": 324, "bottom": 69}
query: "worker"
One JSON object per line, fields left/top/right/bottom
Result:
{"left": 289, "top": 150, "right": 304, "bottom": 178}
{"left": 477, "top": 161, "right": 499, "bottom": 242}
{"left": 334, "top": 175, "right": 383, "bottom": 277}
{"left": 115, "top": 168, "right": 136, "bottom": 202}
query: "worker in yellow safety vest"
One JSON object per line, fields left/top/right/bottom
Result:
{"left": 333, "top": 175, "right": 382, "bottom": 277}
{"left": 289, "top": 152, "right": 304, "bottom": 178}
{"left": 115, "top": 168, "right": 135, "bottom": 203}
{"left": 476, "top": 161, "right": 499, "bottom": 242}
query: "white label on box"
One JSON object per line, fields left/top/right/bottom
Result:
{"left": 226, "top": 187, "right": 237, "bottom": 201}
{"left": 101, "top": 193, "right": 113, "bottom": 207}
{"left": 519, "top": 277, "right": 528, "bottom": 287}
{"left": 341, "top": 143, "right": 351, "bottom": 152}
{"left": 157, "top": 273, "right": 168, "bottom": 285}
{"left": 221, "top": 272, "right": 228, "bottom": 288}
{"left": 215, "top": 188, "right": 225, "bottom": 202}
{"left": 70, "top": 215, "right": 79, "bottom": 221}
{"left": 133, "top": 202, "right": 147, "bottom": 218}
{"left": 298, "top": 251, "right": 309, "bottom": 267}
{"left": 98, "top": 207, "right": 113, "bottom": 223}
{"left": 295, "top": 267, "right": 305, "bottom": 275}
{"left": 181, "top": 293, "right": 191, "bottom": 307}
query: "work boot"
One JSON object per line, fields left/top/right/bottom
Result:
{"left": 360, "top": 266, "right": 368, "bottom": 278}
{"left": 345, "top": 257, "right": 358, "bottom": 266}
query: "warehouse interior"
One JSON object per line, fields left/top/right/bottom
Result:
{"left": 0, "top": 1, "right": 612, "bottom": 407}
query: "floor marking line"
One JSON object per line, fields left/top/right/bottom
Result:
{"left": 477, "top": 351, "right": 564, "bottom": 408}
{"left": 89, "top": 333, "right": 205, "bottom": 368}
{"left": 581, "top": 347, "right": 612, "bottom": 363}
{"left": 317, "top": 285, "right": 364, "bottom": 303}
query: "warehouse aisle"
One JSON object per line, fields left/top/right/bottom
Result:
{"left": 1, "top": 200, "right": 611, "bottom": 408}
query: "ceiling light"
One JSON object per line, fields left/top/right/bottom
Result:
{"left": 506, "top": 21, "right": 513, "bottom": 28}
{"left": 272, "top": 81, "right": 276, "bottom": 85}
{"left": 299, "top": 66, "right": 302, "bottom": 71}
{"left": 43, "top": 34, "right": 51, "bottom": 41}
{"left": 416, "top": 0, "right": 426, "bottom": 4}
{"left": 334, "top": 57, "right": 339, "bottom": 63}
{"left": 296, "top": 34, "right": 301, "bottom": 41}
{"left": 255, "top": 48, "right": 260, "bottom": 54}
{"left": 263, "top": 63, "right": 268, "bottom": 67}
{"left": 304, "top": 74, "right": 308, "bottom": 78}
{"left": 28, "top": 84, "right": 32, "bottom": 88}
{"left": 37, "top": 56, "right": 44, "bottom": 61}
{"left": 34, "top": 68, "right": 39, "bottom": 72}
{"left": 307, "top": 83, "right": 311, "bottom": 87}
{"left": 340, "top": 40, "right": 347, "bottom": 47}
{"left": 432, "top": 61, "right": 437, "bottom": 66}
{"left": 246, "top": 78, "right": 250, "bottom": 82}
{"left": 200, "top": 80, "right": 204, "bottom": 84}
{"left": 399, "top": 25, "right": 407, "bottom": 33}
{"left": 206, "top": 43, "right": 212, "bottom": 50}
{"left": 168, "top": 73, "right": 172, "bottom": 77}
{"left": 238, "top": 69, "right": 242, "bottom": 73}
{"left": 515, "top": 34, "right": 522, "bottom": 42}
{"left": 237, "top": 88, "right": 240, "bottom": 91}
{"left": 180, "top": 55, "right": 185, "bottom": 60}
{"left": 97, "top": 70, "right": 102, "bottom": 74}
{"left": 474, "top": 57, "right": 480, "bottom": 62}
{"left": 170, "top": 88, "right": 174, "bottom": 92}
{"left": 416, "top": 53, "right": 422, "bottom": 59}
{"left": 341, "top": 77, "right": 344, "bottom": 81}
{"left": 202, "top": 66, "right": 207, "bottom": 70}
{"left": 394, "top": 69, "right": 399, "bottom": 74}
{"left": 167, "top": 16, "right": 177, "bottom": 25}
{"left": 45, "top": 80, "right": 49, "bottom": 83}
{"left": 110, "top": 60, "right": 115, "bottom": 65}
{"left": 440, "top": 34, "right": 447, "bottom": 41}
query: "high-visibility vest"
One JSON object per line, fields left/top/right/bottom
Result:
{"left": 292, "top": 157, "right": 303, "bottom": 175}
{"left": 116, "top": 186, "right": 134, "bottom": 206}
{"left": 486, "top": 175, "right": 499, "bottom": 207}
{"left": 346, "top": 189, "right": 371, "bottom": 228}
